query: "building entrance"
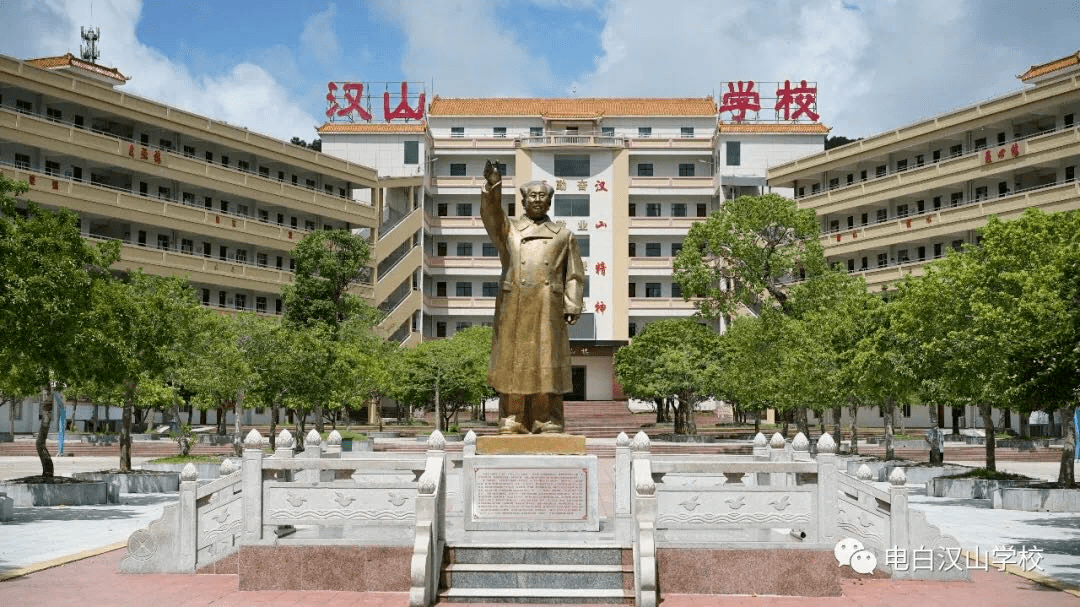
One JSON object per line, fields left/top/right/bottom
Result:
{"left": 567, "top": 366, "right": 586, "bottom": 401}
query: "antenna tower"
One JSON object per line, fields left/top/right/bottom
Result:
{"left": 80, "top": 26, "right": 100, "bottom": 64}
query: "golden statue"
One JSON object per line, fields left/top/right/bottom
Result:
{"left": 481, "top": 161, "right": 585, "bottom": 434}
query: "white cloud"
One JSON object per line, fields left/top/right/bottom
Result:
{"left": 301, "top": 4, "right": 342, "bottom": 66}
{"left": 370, "top": 0, "right": 559, "bottom": 96}
{"left": 0, "top": 0, "right": 319, "bottom": 142}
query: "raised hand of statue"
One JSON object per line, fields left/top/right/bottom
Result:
{"left": 483, "top": 160, "right": 502, "bottom": 191}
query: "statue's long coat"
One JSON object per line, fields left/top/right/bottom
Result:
{"left": 480, "top": 186, "right": 585, "bottom": 395}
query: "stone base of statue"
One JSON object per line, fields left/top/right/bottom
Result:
{"left": 475, "top": 433, "right": 586, "bottom": 455}
{"left": 462, "top": 444, "right": 599, "bottom": 532}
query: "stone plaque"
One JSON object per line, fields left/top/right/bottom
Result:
{"left": 463, "top": 455, "right": 599, "bottom": 531}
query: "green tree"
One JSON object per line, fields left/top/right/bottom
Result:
{"left": 391, "top": 326, "right": 494, "bottom": 431}
{"left": 283, "top": 229, "right": 374, "bottom": 432}
{"left": 614, "top": 319, "right": 722, "bottom": 436}
{"left": 0, "top": 176, "right": 119, "bottom": 477}
{"left": 673, "top": 193, "right": 825, "bottom": 318}
{"left": 84, "top": 271, "right": 202, "bottom": 470}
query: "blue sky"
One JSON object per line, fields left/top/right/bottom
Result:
{"left": 2, "top": 1, "right": 1078, "bottom": 142}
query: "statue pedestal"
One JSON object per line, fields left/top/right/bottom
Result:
{"left": 475, "top": 433, "right": 586, "bottom": 455}
{"left": 462, "top": 445, "right": 599, "bottom": 531}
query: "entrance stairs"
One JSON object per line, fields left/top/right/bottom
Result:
{"left": 438, "top": 544, "right": 634, "bottom": 604}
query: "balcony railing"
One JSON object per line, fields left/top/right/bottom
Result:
{"left": 0, "top": 105, "right": 363, "bottom": 203}
{"left": 516, "top": 134, "right": 628, "bottom": 148}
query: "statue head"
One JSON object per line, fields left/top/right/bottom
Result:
{"left": 519, "top": 180, "right": 554, "bottom": 220}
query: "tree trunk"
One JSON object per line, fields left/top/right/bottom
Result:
{"left": 270, "top": 402, "right": 279, "bottom": 450}
{"left": 654, "top": 398, "right": 666, "bottom": 424}
{"left": 951, "top": 406, "right": 961, "bottom": 435}
{"left": 998, "top": 408, "right": 1011, "bottom": 434}
{"left": 753, "top": 409, "right": 760, "bottom": 436}
{"left": 883, "top": 399, "right": 895, "bottom": 461}
{"left": 434, "top": 376, "right": 442, "bottom": 432}
{"left": 980, "top": 403, "right": 996, "bottom": 472}
{"left": 216, "top": 406, "right": 225, "bottom": 435}
{"left": 1048, "top": 409, "right": 1056, "bottom": 437}
{"left": 36, "top": 384, "right": 55, "bottom": 478}
{"left": 7, "top": 396, "right": 15, "bottom": 438}
{"left": 796, "top": 407, "right": 809, "bottom": 438}
{"left": 831, "top": 406, "right": 842, "bottom": 445}
{"left": 1019, "top": 407, "right": 1030, "bottom": 439}
{"left": 1058, "top": 405, "right": 1076, "bottom": 485}
{"left": 927, "top": 402, "right": 943, "bottom": 466}
{"left": 848, "top": 399, "right": 859, "bottom": 455}
{"left": 232, "top": 390, "right": 244, "bottom": 457}
{"left": 120, "top": 381, "right": 135, "bottom": 473}
{"left": 315, "top": 404, "right": 325, "bottom": 434}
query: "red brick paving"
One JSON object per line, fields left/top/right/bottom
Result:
{"left": 0, "top": 549, "right": 1076, "bottom": 607}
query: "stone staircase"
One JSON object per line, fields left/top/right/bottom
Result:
{"left": 438, "top": 545, "right": 634, "bottom": 604}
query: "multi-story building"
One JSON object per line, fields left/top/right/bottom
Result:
{"left": 768, "top": 51, "right": 1080, "bottom": 292}
{"left": 767, "top": 51, "right": 1080, "bottom": 433}
{"left": 0, "top": 52, "right": 420, "bottom": 432}
{"left": 322, "top": 96, "right": 826, "bottom": 400}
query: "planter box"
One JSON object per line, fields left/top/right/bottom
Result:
{"left": 929, "top": 477, "right": 1029, "bottom": 499}
{"left": 73, "top": 470, "right": 179, "bottom": 493}
{"left": 0, "top": 478, "right": 111, "bottom": 506}
{"left": 341, "top": 438, "right": 373, "bottom": 452}
{"left": 140, "top": 460, "right": 237, "bottom": 480}
{"left": 844, "top": 458, "right": 970, "bottom": 485}
{"left": 993, "top": 487, "right": 1080, "bottom": 512}
{"left": 368, "top": 431, "right": 400, "bottom": 439}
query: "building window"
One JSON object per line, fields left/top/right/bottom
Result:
{"left": 974, "top": 137, "right": 987, "bottom": 151}
{"left": 934, "top": 243, "right": 943, "bottom": 258}
{"left": 671, "top": 282, "right": 682, "bottom": 298}
{"left": 455, "top": 282, "right": 472, "bottom": 297}
{"left": 829, "top": 219, "right": 840, "bottom": 233}
{"left": 696, "top": 203, "right": 707, "bottom": 217}
{"left": 949, "top": 144, "right": 962, "bottom": 158}
{"left": 975, "top": 186, "right": 988, "bottom": 201}
{"left": 726, "top": 141, "right": 741, "bottom": 166}
{"left": 493, "top": 127, "right": 506, "bottom": 138}
{"left": 276, "top": 298, "right": 283, "bottom": 314}
{"left": 933, "top": 196, "right": 942, "bottom": 210}
{"left": 45, "top": 107, "right": 62, "bottom": 121}
{"left": 436, "top": 203, "right": 448, "bottom": 217}
{"left": 403, "top": 140, "right": 419, "bottom": 164}
{"left": 917, "top": 246, "right": 926, "bottom": 261}
{"left": 305, "top": 220, "right": 316, "bottom": 231}
{"left": 645, "top": 283, "right": 661, "bottom": 297}
{"left": 482, "top": 242, "right": 497, "bottom": 257}
{"left": 847, "top": 259, "right": 856, "bottom": 273}
{"left": 680, "top": 127, "right": 694, "bottom": 138}
{"left": 678, "top": 163, "right": 695, "bottom": 177}
{"left": 219, "top": 291, "right": 227, "bottom": 307}
{"left": 157, "top": 235, "right": 169, "bottom": 250}
{"left": 846, "top": 215, "right": 854, "bottom": 229}
{"left": 672, "top": 203, "right": 687, "bottom": 217}
{"left": 915, "top": 200, "right": 925, "bottom": 214}
{"left": 638, "top": 127, "right": 652, "bottom": 138}
{"left": 601, "top": 126, "right": 615, "bottom": 137}
{"left": 235, "top": 294, "right": 246, "bottom": 310}
{"left": 896, "top": 204, "right": 908, "bottom": 218}
{"left": 530, "top": 126, "right": 543, "bottom": 136}
{"left": 875, "top": 165, "right": 886, "bottom": 178}
{"left": 219, "top": 245, "right": 228, "bottom": 261}
{"left": 1065, "top": 113, "right": 1075, "bottom": 127}
{"left": 256, "top": 297, "right": 267, "bottom": 313}
{"left": 575, "top": 235, "right": 590, "bottom": 257}
{"left": 455, "top": 321, "right": 471, "bottom": 332}
{"left": 15, "top": 99, "right": 33, "bottom": 114}
{"left": 449, "top": 163, "right": 467, "bottom": 176}
{"left": 811, "top": 183, "right": 820, "bottom": 194}
{"left": 898, "top": 249, "right": 909, "bottom": 263}
{"left": 1066, "top": 166, "right": 1076, "bottom": 182}
{"left": 628, "top": 282, "right": 637, "bottom": 297}
{"left": 201, "top": 288, "right": 210, "bottom": 305}
{"left": 950, "top": 192, "right": 963, "bottom": 207}
{"left": 436, "top": 282, "right": 446, "bottom": 297}
{"left": 636, "top": 163, "right": 654, "bottom": 177}
{"left": 828, "top": 177, "right": 839, "bottom": 190}
{"left": 44, "top": 160, "right": 60, "bottom": 176}
{"left": 435, "top": 321, "right": 447, "bottom": 337}
{"left": 628, "top": 322, "right": 637, "bottom": 337}
{"left": 671, "top": 242, "right": 682, "bottom": 256}
{"left": 553, "top": 196, "right": 590, "bottom": 216}
{"left": 847, "top": 173, "right": 854, "bottom": 185}
{"left": 877, "top": 253, "right": 887, "bottom": 268}
{"left": 276, "top": 256, "right": 283, "bottom": 269}
{"left": 628, "top": 242, "right": 636, "bottom": 257}
{"left": 456, "top": 203, "right": 473, "bottom": 216}
{"left": 645, "top": 243, "right": 662, "bottom": 257}
{"left": 235, "top": 249, "right": 247, "bottom": 263}
{"left": 456, "top": 242, "right": 473, "bottom": 256}
{"left": 896, "top": 159, "right": 908, "bottom": 172}
{"left": 202, "top": 242, "right": 212, "bottom": 257}
{"left": 482, "top": 282, "right": 499, "bottom": 297}
{"left": 554, "top": 154, "right": 590, "bottom": 177}
{"left": 645, "top": 203, "right": 661, "bottom": 217}
{"left": 436, "top": 242, "right": 447, "bottom": 256}
{"left": 952, "top": 239, "right": 964, "bottom": 251}
{"left": 450, "top": 127, "right": 464, "bottom": 138}
{"left": 257, "top": 252, "right": 267, "bottom": 267}
{"left": 259, "top": 166, "right": 269, "bottom": 178}
{"left": 180, "top": 239, "right": 193, "bottom": 255}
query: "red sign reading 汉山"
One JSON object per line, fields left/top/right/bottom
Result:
{"left": 719, "top": 80, "right": 819, "bottom": 123}
{"left": 326, "top": 81, "right": 425, "bottom": 123}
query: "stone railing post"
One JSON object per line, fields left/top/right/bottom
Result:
{"left": 324, "top": 429, "right": 342, "bottom": 458}
{"left": 241, "top": 429, "right": 264, "bottom": 542}
{"left": 463, "top": 430, "right": 476, "bottom": 457}
{"left": 752, "top": 432, "right": 768, "bottom": 459}
{"left": 630, "top": 431, "right": 657, "bottom": 607}
{"left": 411, "top": 430, "right": 446, "bottom": 607}
{"left": 178, "top": 463, "right": 199, "bottom": 571}
{"left": 792, "top": 432, "right": 810, "bottom": 461}
{"left": 768, "top": 432, "right": 788, "bottom": 487}
{"left": 299, "top": 429, "right": 322, "bottom": 484}
{"left": 815, "top": 432, "right": 838, "bottom": 545}
{"left": 888, "top": 467, "right": 909, "bottom": 551}
{"left": 614, "top": 432, "right": 632, "bottom": 544}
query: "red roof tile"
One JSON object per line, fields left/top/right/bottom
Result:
{"left": 25, "top": 53, "right": 129, "bottom": 83}
{"left": 1019, "top": 51, "right": 1080, "bottom": 81}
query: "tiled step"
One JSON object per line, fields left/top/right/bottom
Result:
{"left": 437, "top": 587, "right": 633, "bottom": 604}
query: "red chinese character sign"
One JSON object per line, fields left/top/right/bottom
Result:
{"left": 325, "top": 81, "right": 426, "bottom": 123}
{"left": 719, "top": 80, "right": 820, "bottom": 123}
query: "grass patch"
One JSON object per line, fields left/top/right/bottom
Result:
{"left": 147, "top": 455, "right": 224, "bottom": 464}
{"left": 944, "top": 467, "right": 1031, "bottom": 481}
